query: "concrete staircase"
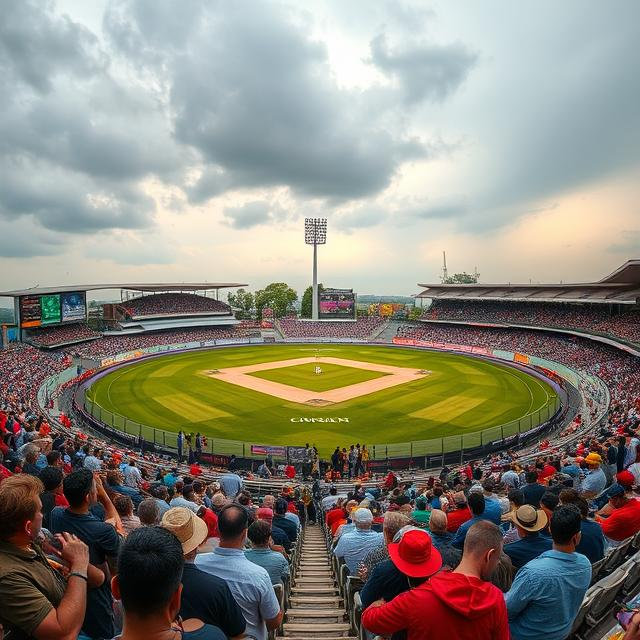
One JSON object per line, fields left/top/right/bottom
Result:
{"left": 279, "top": 524, "right": 352, "bottom": 639}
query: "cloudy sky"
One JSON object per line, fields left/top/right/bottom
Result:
{"left": 0, "top": 0, "right": 638, "bottom": 298}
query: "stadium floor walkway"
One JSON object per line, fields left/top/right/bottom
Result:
{"left": 279, "top": 523, "right": 352, "bottom": 639}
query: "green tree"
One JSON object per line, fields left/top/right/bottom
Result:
{"left": 408, "top": 306, "right": 423, "bottom": 320}
{"left": 300, "top": 283, "right": 324, "bottom": 318}
{"left": 227, "top": 289, "right": 255, "bottom": 319}
{"left": 443, "top": 272, "right": 479, "bottom": 284}
{"left": 254, "top": 282, "right": 298, "bottom": 319}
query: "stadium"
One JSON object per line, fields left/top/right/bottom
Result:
{"left": 0, "top": 257, "right": 639, "bottom": 640}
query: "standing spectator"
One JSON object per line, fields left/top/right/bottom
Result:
{"left": 177, "top": 430, "right": 185, "bottom": 463}
{"left": 196, "top": 505, "right": 282, "bottom": 640}
{"left": 49, "top": 470, "right": 123, "bottom": 640}
{"left": 334, "top": 508, "right": 384, "bottom": 575}
{"left": 112, "top": 527, "right": 226, "bottom": 639}
{"left": 195, "top": 433, "right": 203, "bottom": 462}
{"left": 505, "top": 505, "right": 591, "bottom": 640}
{"left": 161, "top": 507, "right": 246, "bottom": 638}
{"left": 503, "top": 506, "right": 552, "bottom": 570}
{"left": 245, "top": 520, "right": 290, "bottom": 586}
{"left": 362, "top": 521, "right": 509, "bottom": 639}
{"left": 0, "top": 475, "right": 91, "bottom": 640}
{"left": 219, "top": 469, "right": 243, "bottom": 498}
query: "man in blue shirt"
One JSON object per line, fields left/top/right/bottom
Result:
{"left": 452, "top": 492, "right": 491, "bottom": 548}
{"left": 522, "top": 472, "right": 546, "bottom": 508}
{"left": 503, "top": 505, "right": 552, "bottom": 570}
{"left": 558, "top": 488, "right": 605, "bottom": 563}
{"left": 578, "top": 453, "right": 607, "bottom": 498}
{"left": 505, "top": 504, "right": 591, "bottom": 640}
{"left": 334, "top": 507, "right": 383, "bottom": 574}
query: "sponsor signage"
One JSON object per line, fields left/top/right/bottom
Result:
{"left": 290, "top": 417, "right": 350, "bottom": 423}
{"left": 251, "top": 444, "right": 287, "bottom": 457}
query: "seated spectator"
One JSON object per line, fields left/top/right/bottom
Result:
{"left": 321, "top": 485, "right": 343, "bottom": 510}
{"left": 273, "top": 498, "right": 298, "bottom": 543}
{"left": 522, "top": 472, "right": 546, "bottom": 508}
{"left": 578, "top": 453, "right": 607, "bottom": 498}
{"left": 137, "top": 498, "right": 161, "bottom": 526}
{"left": 452, "top": 493, "right": 489, "bottom": 549}
{"left": 539, "top": 492, "right": 559, "bottom": 533}
{"left": 255, "top": 506, "right": 291, "bottom": 553}
{"left": 169, "top": 481, "right": 200, "bottom": 513}
{"left": 149, "top": 484, "right": 171, "bottom": 517}
{"left": 22, "top": 446, "right": 41, "bottom": 476}
{"left": 195, "top": 504, "right": 282, "bottom": 640}
{"left": 219, "top": 470, "right": 243, "bottom": 498}
{"left": 502, "top": 489, "right": 526, "bottom": 544}
{"left": 112, "top": 526, "right": 226, "bottom": 639}
{"left": 161, "top": 507, "right": 246, "bottom": 638}
{"left": 596, "top": 483, "right": 640, "bottom": 545}
{"left": 503, "top": 505, "right": 552, "bottom": 570}
{"left": 123, "top": 459, "right": 143, "bottom": 489}
{"left": 361, "top": 527, "right": 442, "bottom": 609}
{"left": 446, "top": 491, "right": 473, "bottom": 532}
{"left": 411, "top": 496, "right": 431, "bottom": 525}
{"left": 358, "top": 511, "right": 408, "bottom": 582}
{"left": 106, "top": 469, "right": 143, "bottom": 508}
{"left": 245, "top": 519, "right": 290, "bottom": 586}
{"left": 506, "top": 505, "right": 591, "bottom": 640}
{"left": 0, "top": 474, "right": 92, "bottom": 640}
{"left": 334, "top": 507, "right": 384, "bottom": 575}
{"left": 362, "top": 521, "right": 509, "bottom": 639}
{"left": 501, "top": 464, "right": 521, "bottom": 489}
{"left": 428, "top": 509, "right": 458, "bottom": 558}
{"left": 558, "top": 489, "right": 605, "bottom": 563}
{"left": 481, "top": 478, "right": 508, "bottom": 521}
{"left": 113, "top": 495, "right": 141, "bottom": 537}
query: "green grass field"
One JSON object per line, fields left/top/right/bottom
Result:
{"left": 86, "top": 344, "right": 558, "bottom": 455}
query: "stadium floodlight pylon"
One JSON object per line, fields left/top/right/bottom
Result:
{"left": 304, "top": 218, "right": 327, "bottom": 320}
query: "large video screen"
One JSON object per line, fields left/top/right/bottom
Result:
{"left": 319, "top": 289, "right": 356, "bottom": 319}
{"left": 62, "top": 292, "right": 87, "bottom": 322}
{"left": 20, "top": 291, "right": 87, "bottom": 327}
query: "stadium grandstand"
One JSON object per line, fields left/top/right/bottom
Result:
{"left": 0, "top": 266, "right": 639, "bottom": 640}
{"left": 417, "top": 259, "right": 640, "bottom": 350}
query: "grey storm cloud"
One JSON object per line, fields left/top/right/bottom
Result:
{"left": 105, "top": 1, "right": 445, "bottom": 203}
{"left": 223, "top": 201, "right": 286, "bottom": 230}
{"left": 369, "top": 33, "right": 477, "bottom": 104}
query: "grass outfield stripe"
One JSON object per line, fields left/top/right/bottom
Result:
{"left": 87, "top": 344, "right": 559, "bottom": 455}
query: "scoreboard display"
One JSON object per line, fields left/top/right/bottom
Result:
{"left": 19, "top": 291, "right": 87, "bottom": 328}
{"left": 318, "top": 288, "right": 356, "bottom": 320}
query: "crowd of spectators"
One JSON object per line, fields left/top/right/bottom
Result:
{"left": 424, "top": 299, "right": 640, "bottom": 344}
{"left": 122, "top": 293, "right": 231, "bottom": 318}
{"left": 278, "top": 316, "right": 385, "bottom": 339}
{"left": 69, "top": 326, "right": 251, "bottom": 359}
{"left": 26, "top": 324, "right": 101, "bottom": 348}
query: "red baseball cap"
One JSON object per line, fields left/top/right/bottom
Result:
{"left": 388, "top": 529, "right": 442, "bottom": 578}
{"left": 617, "top": 470, "right": 635, "bottom": 488}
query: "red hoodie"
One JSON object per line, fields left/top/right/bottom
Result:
{"left": 361, "top": 571, "right": 509, "bottom": 640}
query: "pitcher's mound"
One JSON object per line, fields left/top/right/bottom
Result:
{"left": 305, "top": 398, "right": 335, "bottom": 407}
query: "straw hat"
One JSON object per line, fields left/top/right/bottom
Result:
{"left": 161, "top": 507, "right": 208, "bottom": 555}
{"left": 508, "top": 505, "right": 548, "bottom": 533}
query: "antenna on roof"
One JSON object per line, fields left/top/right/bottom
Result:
{"left": 441, "top": 251, "right": 448, "bottom": 284}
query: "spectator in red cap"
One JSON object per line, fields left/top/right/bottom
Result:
{"left": 363, "top": 521, "right": 509, "bottom": 639}
{"left": 596, "top": 483, "right": 640, "bottom": 545}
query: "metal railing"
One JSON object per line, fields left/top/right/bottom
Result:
{"left": 82, "top": 393, "right": 560, "bottom": 461}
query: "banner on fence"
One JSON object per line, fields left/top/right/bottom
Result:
{"left": 251, "top": 444, "right": 287, "bottom": 457}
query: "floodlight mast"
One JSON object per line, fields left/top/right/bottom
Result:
{"left": 304, "top": 218, "right": 327, "bottom": 320}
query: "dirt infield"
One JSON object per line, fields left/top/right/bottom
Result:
{"left": 204, "top": 356, "right": 429, "bottom": 404}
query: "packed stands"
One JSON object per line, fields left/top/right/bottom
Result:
{"left": 423, "top": 299, "right": 640, "bottom": 344}
{"left": 70, "top": 325, "right": 256, "bottom": 359}
{"left": 122, "top": 292, "right": 231, "bottom": 318}
{"left": 278, "top": 316, "right": 386, "bottom": 340}
{"left": 25, "top": 323, "right": 101, "bottom": 347}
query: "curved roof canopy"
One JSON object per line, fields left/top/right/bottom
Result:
{"left": 0, "top": 283, "right": 248, "bottom": 298}
{"left": 416, "top": 260, "right": 640, "bottom": 304}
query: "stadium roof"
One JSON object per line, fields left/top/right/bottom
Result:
{"left": 416, "top": 259, "right": 640, "bottom": 304}
{"left": 0, "top": 283, "right": 248, "bottom": 297}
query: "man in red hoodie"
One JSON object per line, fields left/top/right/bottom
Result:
{"left": 361, "top": 520, "right": 509, "bottom": 640}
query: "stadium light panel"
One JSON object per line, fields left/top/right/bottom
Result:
{"left": 304, "top": 218, "right": 327, "bottom": 245}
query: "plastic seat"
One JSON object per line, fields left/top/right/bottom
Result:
{"left": 603, "top": 537, "right": 633, "bottom": 573}
{"left": 586, "top": 567, "right": 628, "bottom": 627}
{"left": 589, "top": 557, "right": 606, "bottom": 585}
{"left": 567, "top": 585, "right": 599, "bottom": 640}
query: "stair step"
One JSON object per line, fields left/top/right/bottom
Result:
{"left": 291, "top": 586, "right": 339, "bottom": 595}
{"left": 286, "top": 609, "right": 345, "bottom": 621}
{"left": 282, "top": 623, "right": 351, "bottom": 636}
{"left": 289, "top": 596, "right": 344, "bottom": 607}
{"left": 299, "top": 563, "right": 331, "bottom": 568}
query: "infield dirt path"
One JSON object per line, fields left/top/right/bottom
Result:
{"left": 205, "top": 357, "right": 428, "bottom": 404}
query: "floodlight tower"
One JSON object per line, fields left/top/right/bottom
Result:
{"left": 304, "top": 218, "right": 327, "bottom": 320}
